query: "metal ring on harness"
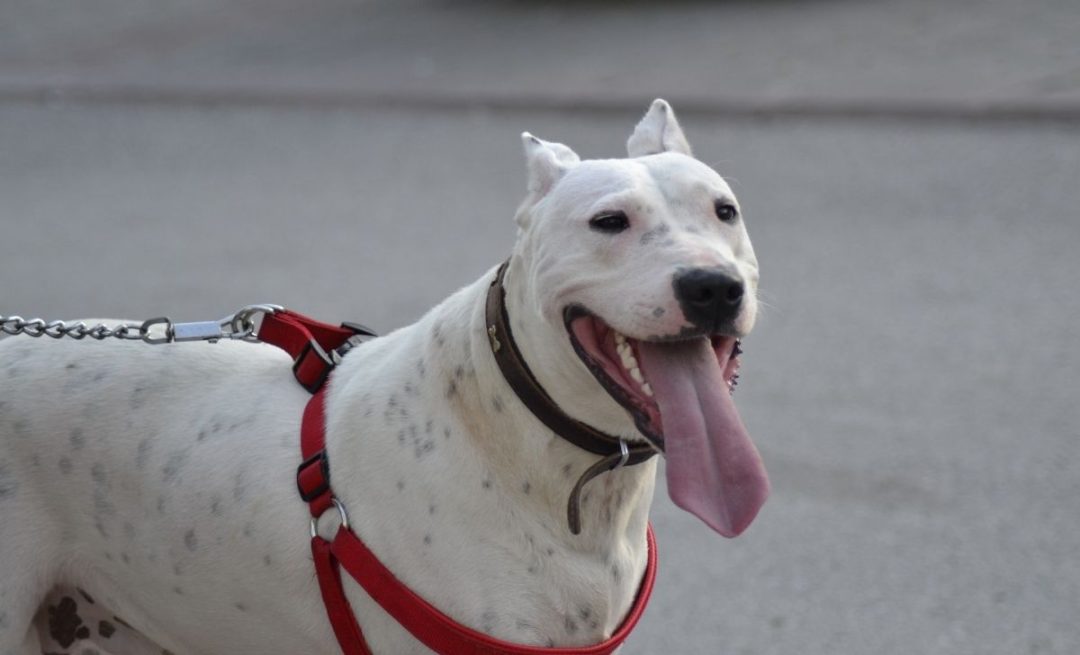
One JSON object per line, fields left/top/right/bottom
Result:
{"left": 309, "top": 496, "right": 351, "bottom": 539}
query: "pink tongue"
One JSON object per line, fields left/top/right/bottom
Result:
{"left": 638, "top": 339, "right": 769, "bottom": 537}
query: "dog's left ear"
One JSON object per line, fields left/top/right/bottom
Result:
{"left": 626, "top": 98, "right": 692, "bottom": 158}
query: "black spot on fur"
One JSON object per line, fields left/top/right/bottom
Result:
{"left": 415, "top": 440, "right": 436, "bottom": 459}
{"left": 234, "top": 602, "right": 247, "bottom": 612}
{"left": 136, "top": 438, "right": 152, "bottom": 468}
{"left": 481, "top": 610, "right": 497, "bottom": 633}
{"left": 423, "top": 534, "right": 432, "bottom": 546}
{"left": 130, "top": 386, "right": 148, "bottom": 409}
{"left": 481, "top": 479, "right": 492, "bottom": 490}
{"left": 492, "top": 395, "right": 504, "bottom": 413}
{"left": 564, "top": 616, "right": 578, "bottom": 635}
{"left": 652, "top": 307, "right": 666, "bottom": 317}
{"left": 445, "top": 380, "right": 458, "bottom": 398}
{"left": 522, "top": 481, "right": 531, "bottom": 495}
{"left": 184, "top": 529, "right": 198, "bottom": 551}
{"left": 640, "top": 223, "right": 671, "bottom": 245}
{"left": 98, "top": 619, "right": 116, "bottom": 638}
{"left": 397, "top": 479, "right": 406, "bottom": 492}
{"left": 47, "top": 596, "right": 85, "bottom": 648}
{"left": 77, "top": 588, "right": 95, "bottom": 605}
{"left": 162, "top": 451, "right": 188, "bottom": 484}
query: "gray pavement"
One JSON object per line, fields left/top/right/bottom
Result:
{"left": 2, "top": 1, "right": 1079, "bottom": 653}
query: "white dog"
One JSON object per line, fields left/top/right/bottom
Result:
{"left": 0, "top": 99, "right": 768, "bottom": 655}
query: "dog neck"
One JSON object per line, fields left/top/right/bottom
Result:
{"left": 459, "top": 260, "right": 658, "bottom": 552}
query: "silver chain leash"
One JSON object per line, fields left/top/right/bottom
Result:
{"left": 0, "top": 304, "right": 282, "bottom": 345}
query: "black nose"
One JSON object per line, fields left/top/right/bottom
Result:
{"left": 673, "top": 267, "right": 745, "bottom": 330}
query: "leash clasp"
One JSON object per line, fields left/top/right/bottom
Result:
{"left": 141, "top": 304, "right": 284, "bottom": 345}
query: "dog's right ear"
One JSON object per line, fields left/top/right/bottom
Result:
{"left": 521, "top": 132, "right": 579, "bottom": 198}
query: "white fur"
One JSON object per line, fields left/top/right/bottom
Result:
{"left": 0, "top": 99, "right": 758, "bottom": 655}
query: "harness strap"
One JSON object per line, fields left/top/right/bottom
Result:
{"left": 259, "top": 308, "right": 657, "bottom": 655}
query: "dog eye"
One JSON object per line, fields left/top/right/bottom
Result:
{"left": 715, "top": 201, "right": 739, "bottom": 223}
{"left": 589, "top": 211, "right": 630, "bottom": 234}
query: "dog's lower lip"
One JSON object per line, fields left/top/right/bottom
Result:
{"left": 564, "top": 307, "right": 666, "bottom": 449}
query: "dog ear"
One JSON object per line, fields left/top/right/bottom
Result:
{"left": 521, "top": 132, "right": 579, "bottom": 197}
{"left": 626, "top": 99, "right": 692, "bottom": 157}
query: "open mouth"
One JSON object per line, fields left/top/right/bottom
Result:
{"left": 563, "top": 306, "right": 741, "bottom": 451}
{"left": 563, "top": 304, "right": 768, "bottom": 538}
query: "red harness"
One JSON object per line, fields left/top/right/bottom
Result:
{"left": 256, "top": 309, "right": 657, "bottom": 655}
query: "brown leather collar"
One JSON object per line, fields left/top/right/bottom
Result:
{"left": 485, "top": 261, "right": 657, "bottom": 534}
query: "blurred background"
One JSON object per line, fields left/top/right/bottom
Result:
{"left": 2, "top": 0, "right": 1078, "bottom": 653}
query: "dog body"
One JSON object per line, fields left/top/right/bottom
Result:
{"left": 0, "top": 100, "right": 766, "bottom": 655}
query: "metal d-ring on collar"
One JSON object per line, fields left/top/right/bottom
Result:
{"left": 484, "top": 261, "right": 657, "bottom": 534}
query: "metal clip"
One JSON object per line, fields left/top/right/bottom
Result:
{"left": 172, "top": 320, "right": 225, "bottom": 343}
{"left": 229, "top": 304, "right": 284, "bottom": 341}
{"left": 140, "top": 317, "right": 173, "bottom": 344}
{"left": 610, "top": 439, "right": 630, "bottom": 471}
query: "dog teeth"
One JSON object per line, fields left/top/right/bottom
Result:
{"left": 613, "top": 331, "right": 653, "bottom": 398}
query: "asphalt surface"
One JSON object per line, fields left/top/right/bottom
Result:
{"left": 2, "top": 1, "right": 1079, "bottom": 653}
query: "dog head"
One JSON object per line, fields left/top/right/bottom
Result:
{"left": 508, "top": 99, "right": 769, "bottom": 537}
